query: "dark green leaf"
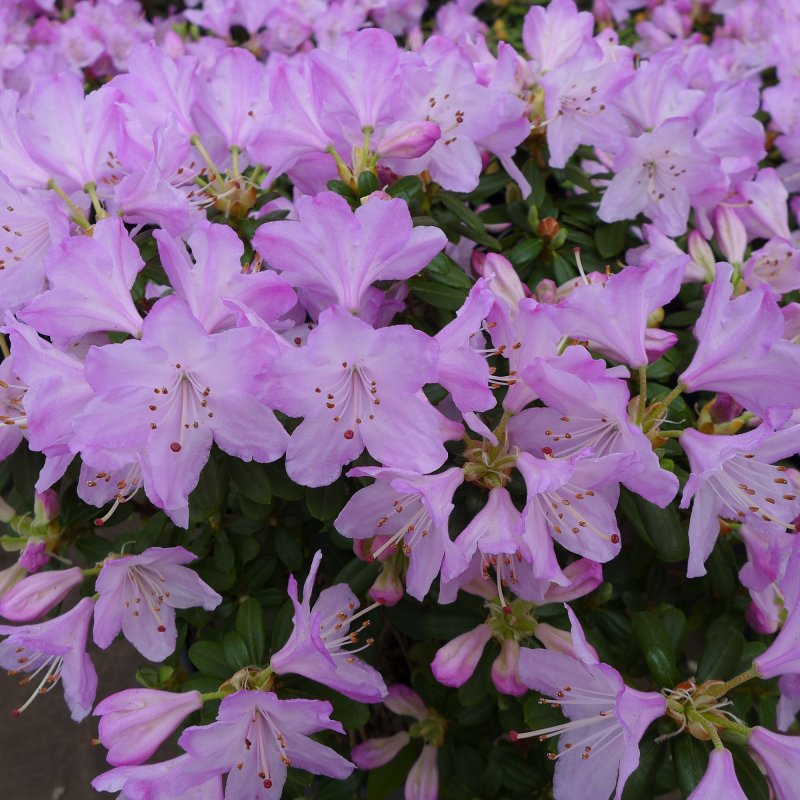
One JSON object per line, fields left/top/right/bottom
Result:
{"left": 633, "top": 611, "right": 677, "bottom": 685}
{"left": 670, "top": 735, "right": 709, "bottom": 796}
{"left": 696, "top": 625, "right": 744, "bottom": 682}
{"left": 223, "top": 630, "right": 250, "bottom": 670}
{"left": 594, "top": 221, "right": 628, "bottom": 259}
{"left": 188, "top": 641, "right": 231, "bottom": 679}
{"left": 357, "top": 171, "right": 379, "bottom": 197}
{"left": 387, "top": 176, "right": 424, "bottom": 205}
{"left": 632, "top": 495, "right": 689, "bottom": 562}
{"left": 236, "top": 598, "right": 266, "bottom": 665}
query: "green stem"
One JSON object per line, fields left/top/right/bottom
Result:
{"left": 84, "top": 182, "right": 107, "bottom": 220}
{"left": 326, "top": 144, "right": 354, "bottom": 184}
{"left": 47, "top": 179, "right": 91, "bottom": 230}
{"left": 81, "top": 566, "right": 102, "bottom": 577}
{"left": 249, "top": 164, "right": 265, "bottom": 187}
{"left": 636, "top": 365, "right": 648, "bottom": 426}
{"left": 704, "top": 667, "right": 761, "bottom": 699}
{"left": 200, "top": 690, "right": 226, "bottom": 703}
{"left": 190, "top": 135, "right": 225, "bottom": 190}
{"left": 643, "top": 383, "right": 686, "bottom": 433}
{"left": 687, "top": 709, "right": 724, "bottom": 751}
{"left": 710, "top": 715, "right": 752, "bottom": 738}
{"left": 658, "top": 429, "right": 684, "bottom": 439}
{"left": 493, "top": 409, "right": 514, "bottom": 442}
{"left": 230, "top": 146, "right": 241, "bottom": 179}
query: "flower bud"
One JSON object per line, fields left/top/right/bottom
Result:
{"left": 384, "top": 685, "right": 429, "bottom": 721}
{"left": 713, "top": 205, "right": 748, "bottom": 265}
{"left": 0, "top": 566, "right": 83, "bottom": 622}
{"left": 534, "top": 622, "right": 597, "bottom": 660}
{"left": 351, "top": 731, "right": 410, "bottom": 769}
{"left": 687, "top": 230, "right": 716, "bottom": 282}
{"left": 94, "top": 688, "right": 203, "bottom": 766}
{"left": 18, "top": 539, "right": 50, "bottom": 573}
{"left": 534, "top": 278, "right": 558, "bottom": 304}
{"left": 431, "top": 623, "right": 492, "bottom": 687}
{"left": 406, "top": 744, "right": 439, "bottom": 800}
{"left": 474, "top": 253, "right": 526, "bottom": 308}
{"left": 490, "top": 638, "right": 526, "bottom": 696}
{"left": 33, "top": 490, "right": 60, "bottom": 527}
{"left": 368, "top": 561, "right": 404, "bottom": 607}
{"left": 0, "top": 562, "right": 25, "bottom": 600}
{"left": 540, "top": 559, "right": 603, "bottom": 604}
{"left": 537, "top": 216, "right": 560, "bottom": 241}
{"left": 375, "top": 121, "right": 441, "bottom": 159}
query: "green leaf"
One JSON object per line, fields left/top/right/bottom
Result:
{"left": 223, "top": 630, "right": 251, "bottom": 670}
{"left": 507, "top": 238, "right": 544, "bottom": 270}
{"left": 386, "top": 176, "right": 424, "bottom": 206}
{"left": 670, "top": 735, "right": 709, "bottom": 796}
{"left": 357, "top": 171, "right": 379, "bottom": 197}
{"left": 366, "top": 743, "right": 416, "bottom": 800}
{"left": 315, "top": 772, "right": 362, "bottom": 800}
{"left": 227, "top": 459, "right": 272, "bottom": 505}
{"left": 213, "top": 529, "right": 235, "bottom": 573}
{"left": 274, "top": 527, "right": 303, "bottom": 571}
{"left": 424, "top": 252, "right": 474, "bottom": 289}
{"left": 696, "top": 625, "right": 744, "bottom": 682}
{"left": 408, "top": 277, "right": 469, "bottom": 310}
{"left": 594, "top": 221, "right": 628, "bottom": 259}
{"left": 325, "top": 180, "right": 358, "bottom": 204}
{"left": 438, "top": 193, "right": 488, "bottom": 236}
{"left": 633, "top": 611, "right": 678, "bottom": 686}
{"left": 236, "top": 598, "right": 266, "bottom": 665}
{"left": 188, "top": 641, "right": 231, "bottom": 679}
{"left": 632, "top": 495, "right": 689, "bottom": 562}
{"left": 306, "top": 479, "right": 347, "bottom": 522}
{"left": 522, "top": 159, "right": 546, "bottom": 207}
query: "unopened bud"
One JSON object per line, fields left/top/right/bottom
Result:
{"left": 537, "top": 216, "right": 560, "bottom": 241}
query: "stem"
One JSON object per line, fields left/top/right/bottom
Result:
{"left": 84, "top": 182, "right": 107, "bottom": 220}
{"left": 326, "top": 145, "right": 354, "bottom": 185}
{"left": 642, "top": 383, "right": 686, "bottom": 433}
{"left": 81, "top": 566, "right": 102, "bottom": 577}
{"left": 493, "top": 409, "right": 514, "bottom": 442}
{"left": 658, "top": 429, "right": 683, "bottom": 439}
{"left": 230, "top": 145, "right": 241, "bottom": 178}
{"left": 47, "top": 179, "right": 91, "bottom": 230}
{"left": 710, "top": 715, "right": 752, "bottom": 738}
{"left": 201, "top": 690, "right": 226, "bottom": 703}
{"left": 249, "top": 164, "right": 265, "bottom": 187}
{"left": 704, "top": 667, "right": 760, "bottom": 699}
{"left": 687, "top": 709, "right": 724, "bottom": 750}
{"left": 190, "top": 135, "right": 225, "bottom": 190}
{"left": 636, "top": 365, "right": 647, "bottom": 426}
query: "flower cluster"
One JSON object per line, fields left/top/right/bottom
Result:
{"left": 1, "top": 0, "right": 800, "bottom": 798}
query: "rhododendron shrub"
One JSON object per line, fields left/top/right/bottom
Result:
{"left": 1, "top": 0, "right": 800, "bottom": 798}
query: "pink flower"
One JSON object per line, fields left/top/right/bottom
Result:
{"left": 176, "top": 691, "right": 354, "bottom": 798}
{"left": 431, "top": 623, "right": 492, "bottom": 687}
{"left": 93, "top": 546, "right": 221, "bottom": 662}
{"left": 253, "top": 191, "right": 445, "bottom": 322}
{"left": 0, "top": 566, "right": 83, "bottom": 622}
{"left": 262, "top": 305, "right": 447, "bottom": 487}
{"left": 269, "top": 550, "right": 387, "bottom": 703}
{"left": 679, "top": 262, "right": 800, "bottom": 416}
{"left": 748, "top": 726, "right": 800, "bottom": 800}
{"left": 513, "top": 607, "right": 666, "bottom": 800}
{"left": 0, "top": 597, "right": 97, "bottom": 721}
{"left": 94, "top": 688, "right": 203, "bottom": 766}
{"left": 687, "top": 749, "right": 747, "bottom": 800}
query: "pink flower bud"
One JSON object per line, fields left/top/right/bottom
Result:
{"left": 368, "top": 562, "right": 404, "bottom": 607}
{"left": 363, "top": 190, "right": 392, "bottom": 202}
{"left": 714, "top": 205, "right": 748, "bottom": 265}
{"left": 534, "top": 622, "right": 598, "bottom": 660}
{"left": 375, "top": 121, "right": 441, "bottom": 159}
{"left": 534, "top": 278, "right": 558, "bottom": 304}
{"left": 384, "top": 685, "right": 428, "bottom": 721}
{"left": 94, "top": 688, "right": 203, "bottom": 766}
{"left": 406, "top": 744, "right": 439, "bottom": 800}
{"left": 351, "top": 731, "right": 410, "bottom": 769}
{"left": 33, "top": 489, "right": 59, "bottom": 526}
{"left": 475, "top": 253, "right": 526, "bottom": 308}
{"left": 0, "top": 566, "right": 83, "bottom": 622}
{"left": 18, "top": 540, "right": 50, "bottom": 573}
{"left": 687, "top": 231, "right": 716, "bottom": 281}
{"left": 490, "top": 639, "right": 527, "bottom": 696}
{"left": 431, "top": 623, "right": 492, "bottom": 687}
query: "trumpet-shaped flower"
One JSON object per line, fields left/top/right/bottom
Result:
{"left": 72, "top": 297, "right": 289, "bottom": 527}
{"left": 270, "top": 550, "right": 387, "bottom": 703}
{"left": 687, "top": 749, "right": 747, "bottom": 800}
{"left": 0, "top": 566, "right": 83, "bottom": 622}
{"left": 513, "top": 607, "right": 666, "bottom": 800}
{"left": 93, "top": 546, "right": 221, "bottom": 661}
{"left": 262, "top": 305, "right": 446, "bottom": 487}
{"left": 0, "top": 597, "right": 96, "bottom": 721}
{"left": 177, "top": 691, "right": 354, "bottom": 798}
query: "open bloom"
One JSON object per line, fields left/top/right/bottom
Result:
{"left": 0, "top": 597, "right": 96, "bottom": 721}
{"left": 262, "top": 305, "right": 447, "bottom": 487}
{"left": 747, "top": 727, "right": 800, "bottom": 800}
{"left": 177, "top": 691, "right": 354, "bottom": 798}
{"left": 94, "top": 688, "right": 203, "bottom": 766}
{"left": 334, "top": 466, "right": 464, "bottom": 601}
{"left": 680, "top": 412, "right": 800, "bottom": 577}
{"left": 72, "top": 296, "right": 289, "bottom": 526}
{"left": 270, "top": 550, "right": 387, "bottom": 703}
{"left": 513, "top": 607, "right": 666, "bottom": 800}
{"left": 93, "top": 546, "right": 221, "bottom": 662}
